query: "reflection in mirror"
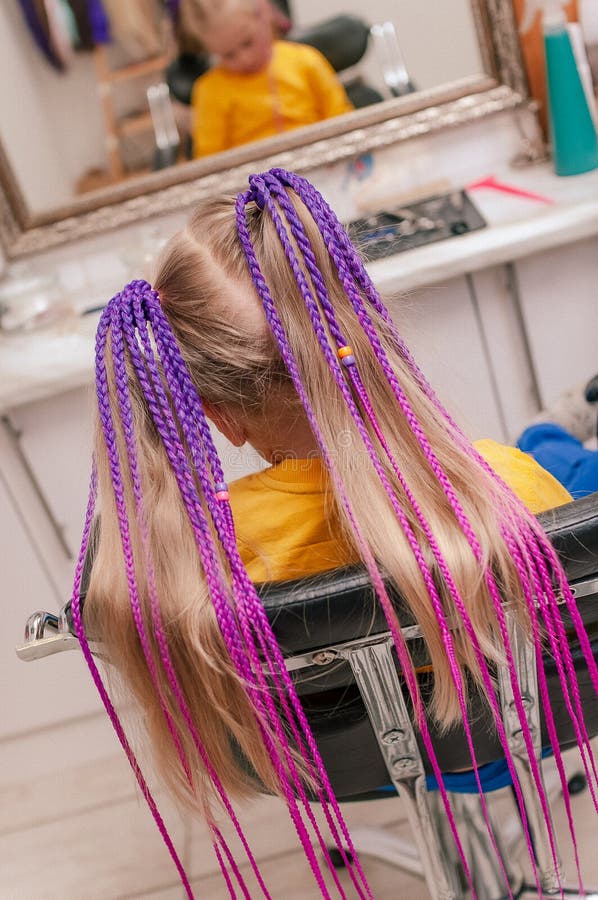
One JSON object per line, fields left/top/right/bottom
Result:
{"left": 0, "top": 0, "right": 483, "bottom": 216}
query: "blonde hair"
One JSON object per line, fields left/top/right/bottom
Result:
{"left": 179, "top": 0, "right": 261, "bottom": 49}
{"left": 79, "top": 173, "right": 593, "bottom": 894}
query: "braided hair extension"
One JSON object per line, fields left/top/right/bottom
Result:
{"left": 274, "top": 169, "right": 598, "bottom": 784}
{"left": 239, "top": 175, "right": 536, "bottom": 893}
{"left": 236, "top": 171, "right": 598, "bottom": 891}
{"left": 128, "top": 285, "right": 366, "bottom": 899}
{"left": 75, "top": 169, "right": 598, "bottom": 898}
{"left": 248, "top": 172, "right": 533, "bottom": 888}
{"left": 70, "top": 311, "right": 196, "bottom": 897}
{"left": 248, "top": 170, "right": 598, "bottom": 871}
{"left": 284, "top": 171, "right": 598, "bottom": 795}
{"left": 109, "top": 297, "right": 261, "bottom": 898}
{"left": 245, "top": 172, "right": 576, "bottom": 887}
{"left": 78, "top": 282, "right": 376, "bottom": 898}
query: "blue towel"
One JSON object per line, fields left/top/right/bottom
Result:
{"left": 518, "top": 423, "right": 598, "bottom": 499}
{"left": 375, "top": 749, "right": 552, "bottom": 796}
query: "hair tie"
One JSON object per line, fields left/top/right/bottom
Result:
{"left": 247, "top": 172, "right": 279, "bottom": 211}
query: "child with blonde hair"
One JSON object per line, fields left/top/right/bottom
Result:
{"left": 181, "top": 0, "right": 353, "bottom": 157}
{"left": 75, "top": 168, "right": 598, "bottom": 897}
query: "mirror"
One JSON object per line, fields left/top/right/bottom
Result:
{"left": 0, "top": 0, "right": 528, "bottom": 258}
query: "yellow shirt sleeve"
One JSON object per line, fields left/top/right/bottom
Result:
{"left": 229, "top": 443, "right": 572, "bottom": 584}
{"left": 191, "top": 71, "right": 231, "bottom": 158}
{"left": 473, "top": 439, "right": 572, "bottom": 513}
{"left": 300, "top": 44, "right": 354, "bottom": 119}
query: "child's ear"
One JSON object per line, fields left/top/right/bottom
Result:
{"left": 203, "top": 401, "right": 247, "bottom": 448}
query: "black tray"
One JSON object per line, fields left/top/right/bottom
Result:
{"left": 347, "top": 189, "right": 487, "bottom": 260}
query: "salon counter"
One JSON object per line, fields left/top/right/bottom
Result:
{"left": 373, "top": 165, "right": 598, "bottom": 293}
{"left": 1, "top": 162, "right": 598, "bottom": 417}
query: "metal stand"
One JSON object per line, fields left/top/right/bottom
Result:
{"left": 347, "top": 639, "right": 460, "bottom": 899}
{"left": 497, "top": 611, "right": 562, "bottom": 893}
{"left": 325, "top": 626, "right": 598, "bottom": 900}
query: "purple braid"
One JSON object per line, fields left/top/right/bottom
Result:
{"left": 258, "top": 170, "right": 596, "bottom": 882}
{"left": 439, "top": 422, "right": 598, "bottom": 808}
{"left": 236, "top": 184, "right": 478, "bottom": 892}
{"left": 137, "top": 287, "right": 369, "bottom": 899}
{"left": 277, "top": 171, "right": 598, "bottom": 740}
{"left": 252, "top": 173, "right": 544, "bottom": 884}
{"left": 115, "top": 281, "right": 363, "bottom": 897}
{"left": 466, "top": 443, "right": 598, "bottom": 811}
{"left": 76, "top": 167, "right": 598, "bottom": 899}
{"left": 69, "top": 413, "right": 195, "bottom": 893}
{"left": 504, "top": 534, "right": 587, "bottom": 888}
{"left": 69, "top": 488, "right": 195, "bottom": 898}
{"left": 110, "top": 299, "right": 265, "bottom": 896}
{"left": 522, "top": 530, "right": 598, "bottom": 799}
{"left": 98, "top": 291, "right": 264, "bottom": 896}
{"left": 122, "top": 283, "right": 361, "bottom": 897}
{"left": 104, "top": 303, "right": 193, "bottom": 782}
{"left": 116, "top": 279, "right": 368, "bottom": 892}
{"left": 270, "top": 169, "right": 435, "bottom": 394}
{"left": 241, "top": 170, "right": 598, "bottom": 887}
{"left": 118, "top": 286, "right": 290, "bottom": 899}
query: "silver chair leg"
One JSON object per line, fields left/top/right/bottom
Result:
{"left": 346, "top": 640, "right": 461, "bottom": 900}
{"left": 498, "top": 612, "right": 564, "bottom": 893}
{"left": 450, "top": 792, "right": 523, "bottom": 900}
{"left": 519, "top": 890, "right": 598, "bottom": 899}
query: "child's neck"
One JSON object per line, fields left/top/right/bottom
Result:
{"left": 250, "top": 407, "right": 320, "bottom": 463}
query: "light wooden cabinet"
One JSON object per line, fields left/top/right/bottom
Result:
{"left": 514, "top": 237, "right": 598, "bottom": 407}
{"left": 6, "top": 387, "right": 94, "bottom": 573}
{"left": 469, "top": 264, "right": 541, "bottom": 443}
{"left": 0, "top": 472, "right": 101, "bottom": 738}
{"left": 391, "top": 274, "right": 508, "bottom": 442}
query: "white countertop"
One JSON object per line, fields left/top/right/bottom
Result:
{"left": 2, "top": 162, "right": 598, "bottom": 413}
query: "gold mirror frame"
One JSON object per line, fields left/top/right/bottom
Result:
{"left": 0, "top": 0, "right": 528, "bottom": 260}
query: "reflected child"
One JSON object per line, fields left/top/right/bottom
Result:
{"left": 181, "top": 0, "right": 353, "bottom": 157}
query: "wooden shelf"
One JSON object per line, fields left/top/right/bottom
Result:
{"left": 117, "top": 111, "right": 154, "bottom": 137}
{"left": 93, "top": 46, "right": 172, "bottom": 181}
{"left": 108, "top": 54, "right": 169, "bottom": 84}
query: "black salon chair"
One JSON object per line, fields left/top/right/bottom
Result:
{"left": 17, "top": 493, "right": 598, "bottom": 899}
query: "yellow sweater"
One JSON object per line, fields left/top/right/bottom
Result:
{"left": 228, "top": 439, "right": 572, "bottom": 583}
{"left": 192, "top": 40, "right": 353, "bottom": 157}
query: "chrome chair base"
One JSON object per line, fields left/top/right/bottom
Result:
{"left": 331, "top": 789, "right": 522, "bottom": 900}
{"left": 518, "top": 891, "right": 598, "bottom": 899}
{"left": 331, "top": 778, "right": 598, "bottom": 900}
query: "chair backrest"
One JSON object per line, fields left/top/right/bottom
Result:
{"left": 256, "top": 493, "right": 598, "bottom": 798}
{"left": 287, "top": 15, "right": 371, "bottom": 73}
{"left": 17, "top": 492, "right": 598, "bottom": 797}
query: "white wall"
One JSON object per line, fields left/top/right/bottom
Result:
{"left": 291, "top": 0, "right": 483, "bottom": 93}
{"left": 0, "top": 0, "right": 106, "bottom": 214}
{"left": 0, "top": 1, "right": 71, "bottom": 211}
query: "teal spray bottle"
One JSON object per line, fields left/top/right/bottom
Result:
{"left": 521, "top": 0, "right": 598, "bottom": 175}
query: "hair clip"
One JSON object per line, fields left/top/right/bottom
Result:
{"left": 214, "top": 481, "right": 229, "bottom": 501}
{"left": 337, "top": 345, "right": 356, "bottom": 367}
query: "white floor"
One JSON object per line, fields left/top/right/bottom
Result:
{"left": 2, "top": 723, "right": 598, "bottom": 899}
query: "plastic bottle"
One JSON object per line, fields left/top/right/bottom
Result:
{"left": 568, "top": 21, "right": 598, "bottom": 127}
{"left": 521, "top": 0, "right": 598, "bottom": 175}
